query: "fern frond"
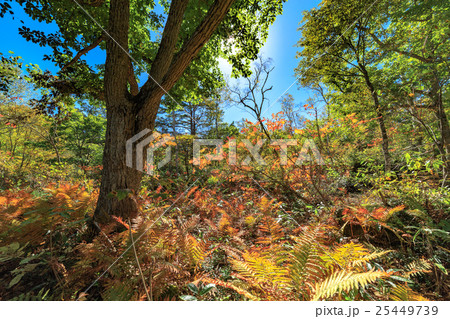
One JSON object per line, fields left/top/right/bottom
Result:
{"left": 185, "top": 186, "right": 199, "bottom": 199}
{"left": 157, "top": 261, "right": 182, "bottom": 274}
{"left": 289, "top": 233, "right": 326, "bottom": 298}
{"left": 202, "top": 277, "right": 260, "bottom": 301}
{"left": 230, "top": 251, "right": 290, "bottom": 285}
{"left": 404, "top": 209, "right": 432, "bottom": 222}
{"left": 322, "top": 243, "right": 368, "bottom": 270}
{"left": 312, "top": 270, "right": 388, "bottom": 301}
{"left": 351, "top": 250, "right": 392, "bottom": 268}
{"left": 381, "top": 205, "right": 406, "bottom": 221}
{"left": 219, "top": 244, "right": 242, "bottom": 260}
{"left": 390, "top": 284, "right": 429, "bottom": 301}
{"left": 322, "top": 243, "right": 391, "bottom": 271}
{"left": 404, "top": 258, "right": 432, "bottom": 278}
{"left": 102, "top": 280, "right": 136, "bottom": 301}
{"left": 180, "top": 215, "right": 200, "bottom": 233}
{"left": 185, "top": 234, "right": 207, "bottom": 266}
{"left": 204, "top": 218, "right": 218, "bottom": 231}
{"left": 218, "top": 213, "right": 238, "bottom": 235}
{"left": 257, "top": 216, "right": 284, "bottom": 245}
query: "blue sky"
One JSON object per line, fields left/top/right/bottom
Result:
{"left": 1, "top": 0, "right": 321, "bottom": 124}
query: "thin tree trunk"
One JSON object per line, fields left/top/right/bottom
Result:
{"left": 360, "top": 66, "right": 391, "bottom": 172}
{"left": 433, "top": 84, "right": 450, "bottom": 180}
{"left": 375, "top": 109, "right": 391, "bottom": 172}
{"left": 172, "top": 110, "right": 179, "bottom": 175}
{"left": 435, "top": 88, "right": 450, "bottom": 156}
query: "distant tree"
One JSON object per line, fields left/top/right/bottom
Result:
{"left": 58, "top": 104, "right": 106, "bottom": 167}
{"left": 369, "top": 0, "right": 450, "bottom": 165}
{"left": 296, "top": 0, "right": 392, "bottom": 171}
{"left": 229, "top": 56, "right": 274, "bottom": 139}
{"left": 0, "top": 53, "right": 38, "bottom": 104}
{"left": 280, "top": 93, "right": 304, "bottom": 134}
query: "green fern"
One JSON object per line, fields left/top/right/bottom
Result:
{"left": 288, "top": 232, "right": 326, "bottom": 299}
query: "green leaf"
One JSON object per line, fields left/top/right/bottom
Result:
{"left": 199, "top": 283, "right": 215, "bottom": 296}
{"left": 180, "top": 295, "right": 197, "bottom": 301}
{"left": 116, "top": 189, "right": 132, "bottom": 201}
{"left": 187, "top": 283, "right": 199, "bottom": 294}
{"left": 434, "top": 263, "right": 447, "bottom": 275}
{"left": 20, "top": 255, "right": 39, "bottom": 265}
{"left": 390, "top": 275, "right": 414, "bottom": 284}
{"left": 404, "top": 153, "right": 411, "bottom": 164}
{"left": 8, "top": 273, "right": 25, "bottom": 288}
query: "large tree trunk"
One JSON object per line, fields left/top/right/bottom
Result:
{"left": 94, "top": 104, "right": 143, "bottom": 223}
{"left": 95, "top": 95, "right": 162, "bottom": 225}
{"left": 94, "top": 0, "right": 236, "bottom": 222}
{"left": 93, "top": 0, "right": 138, "bottom": 223}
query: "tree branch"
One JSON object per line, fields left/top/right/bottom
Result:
{"left": 159, "top": 0, "right": 235, "bottom": 96}
{"left": 137, "top": 0, "right": 236, "bottom": 123}
{"left": 60, "top": 35, "right": 104, "bottom": 72}
{"left": 80, "top": 0, "right": 105, "bottom": 7}
{"left": 368, "top": 32, "right": 436, "bottom": 63}
{"left": 147, "top": 0, "right": 190, "bottom": 84}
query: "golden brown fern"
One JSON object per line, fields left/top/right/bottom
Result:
{"left": 179, "top": 215, "right": 201, "bottom": 233}
{"left": 351, "top": 250, "right": 392, "bottom": 268}
{"left": 197, "top": 227, "right": 393, "bottom": 301}
{"left": 229, "top": 250, "right": 290, "bottom": 286}
{"left": 202, "top": 277, "right": 260, "bottom": 301}
{"left": 390, "top": 284, "right": 429, "bottom": 301}
{"left": 185, "top": 234, "right": 208, "bottom": 266}
{"left": 257, "top": 216, "right": 284, "bottom": 245}
{"left": 212, "top": 227, "right": 327, "bottom": 300}
{"left": 218, "top": 212, "right": 238, "bottom": 236}
{"left": 404, "top": 258, "right": 432, "bottom": 278}
{"left": 322, "top": 243, "right": 391, "bottom": 270}
{"left": 312, "top": 270, "right": 389, "bottom": 301}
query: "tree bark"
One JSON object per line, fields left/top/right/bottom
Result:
{"left": 433, "top": 82, "right": 450, "bottom": 156}
{"left": 94, "top": 0, "right": 141, "bottom": 223}
{"left": 95, "top": 103, "right": 143, "bottom": 223}
{"left": 434, "top": 84, "right": 450, "bottom": 179}
{"left": 376, "top": 108, "right": 391, "bottom": 172}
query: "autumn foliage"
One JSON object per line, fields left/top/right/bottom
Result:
{"left": 0, "top": 110, "right": 448, "bottom": 300}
